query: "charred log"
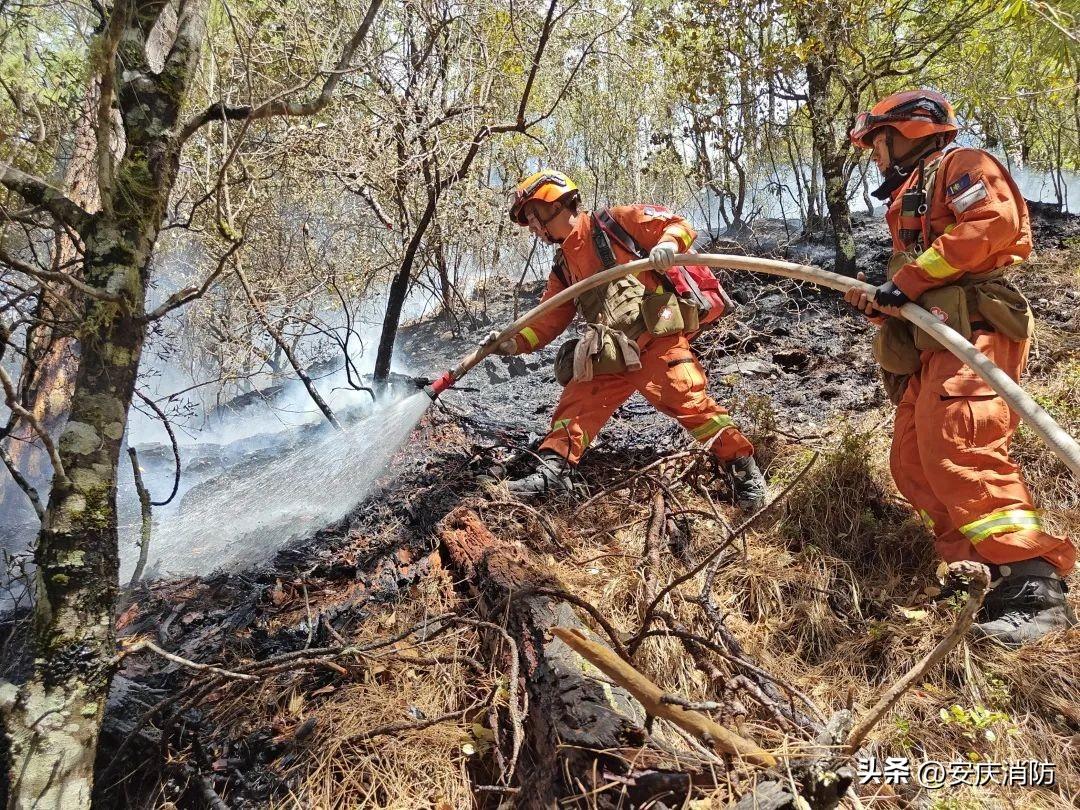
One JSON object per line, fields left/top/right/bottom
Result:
{"left": 437, "top": 506, "right": 706, "bottom": 809}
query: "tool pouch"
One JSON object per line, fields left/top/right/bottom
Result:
{"left": 975, "top": 280, "right": 1034, "bottom": 341}
{"left": 913, "top": 285, "right": 972, "bottom": 351}
{"left": 576, "top": 275, "right": 647, "bottom": 340}
{"left": 678, "top": 299, "right": 700, "bottom": 333}
{"left": 571, "top": 324, "right": 641, "bottom": 382}
{"left": 554, "top": 339, "right": 578, "bottom": 386}
{"left": 872, "top": 317, "right": 921, "bottom": 375}
{"left": 642, "top": 291, "right": 686, "bottom": 337}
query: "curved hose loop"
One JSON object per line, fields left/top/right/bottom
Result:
{"left": 439, "top": 253, "right": 1080, "bottom": 478}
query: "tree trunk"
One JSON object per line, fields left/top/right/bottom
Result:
{"left": 437, "top": 507, "right": 701, "bottom": 808}
{"left": 0, "top": 80, "right": 101, "bottom": 518}
{"left": 0, "top": 2, "right": 209, "bottom": 806}
{"left": 799, "top": 14, "right": 856, "bottom": 275}
{"left": 373, "top": 190, "right": 438, "bottom": 383}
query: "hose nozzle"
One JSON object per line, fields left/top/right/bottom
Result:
{"left": 424, "top": 370, "right": 455, "bottom": 400}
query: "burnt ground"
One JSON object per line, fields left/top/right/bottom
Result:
{"left": 3, "top": 205, "right": 1078, "bottom": 808}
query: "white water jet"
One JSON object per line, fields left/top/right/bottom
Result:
{"left": 123, "top": 392, "right": 431, "bottom": 578}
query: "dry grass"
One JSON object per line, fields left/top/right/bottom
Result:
{"left": 470, "top": 399, "right": 1080, "bottom": 807}
{"left": 272, "top": 564, "right": 488, "bottom": 810}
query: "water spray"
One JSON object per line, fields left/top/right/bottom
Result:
{"left": 426, "top": 253, "right": 1080, "bottom": 478}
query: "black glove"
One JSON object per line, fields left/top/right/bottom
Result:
{"left": 874, "top": 280, "right": 910, "bottom": 309}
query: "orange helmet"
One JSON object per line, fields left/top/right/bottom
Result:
{"left": 850, "top": 90, "right": 958, "bottom": 149}
{"left": 509, "top": 170, "right": 580, "bottom": 224}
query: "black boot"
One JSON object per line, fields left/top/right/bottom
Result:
{"left": 972, "top": 559, "right": 1076, "bottom": 649}
{"left": 506, "top": 451, "right": 573, "bottom": 498}
{"left": 724, "top": 455, "right": 767, "bottom": 511}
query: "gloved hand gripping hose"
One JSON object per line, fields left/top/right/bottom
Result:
{"left": 427, "top": 254, "right": 1080, "bottom": 479}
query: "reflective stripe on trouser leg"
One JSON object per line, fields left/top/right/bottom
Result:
{"left": 550, "top": 418, "right": 591, "bottom": 451}
{"left": 539, "top": 373, "right": 636, "bottom": 464}
{"left": 691, "top": 414, "right": 734, "bottom": 441}
{"left": 960, "top": 509, "right": 1043, "bottom": 545}
{"left": 633, "top": 335, "right": 753, "bottom": 461}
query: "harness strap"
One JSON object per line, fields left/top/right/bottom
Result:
{"left": 552, "top": 249, "right": 570, "bottom": 289}
{"left": 595, "top": 210, "right": 647, "bottom": 259}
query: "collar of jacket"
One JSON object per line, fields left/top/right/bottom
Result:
{"left": 558, "top": 209, "right": 593, "bottom": 254}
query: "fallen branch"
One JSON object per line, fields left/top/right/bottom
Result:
{"left": 346, "top": 706, "right": 474, "bottom": 743}
{"left": 843, "top": 561, "right": 990, "bottom": 754}
{"left": 551, "top": 626, "right": 776, "bottom": 767}
{"left": 642, "top": 489, "right": 665, "bottom": 612}
{"left": 122, "top": 639, "right": 259, "bottom": 682}
{"left": 628, "top": 451, "right": 819, "bottom": 655}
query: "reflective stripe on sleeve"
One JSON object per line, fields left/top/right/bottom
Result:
{"left": 915, "top": 247, "right": 961, "bottom": 279}
{"left": 663, "top": 224, "right": 694, "bottom": 251}
{"left": 691, "top": 414, "right": 734, "bottom": 441}
{"left": 919, "top": 509, "right": 936, "bottom": 531}
{"left": 520, "top": 327, "right": 540, "bottom": 349}
{"left": 959, "top": 509, "right": 1043, "bottom": 544}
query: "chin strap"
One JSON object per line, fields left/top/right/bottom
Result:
{"left": 871, "top": 165, "right": 912, "bottom": 200}
{"left": 870, "top": 134, "right": 943, "bottom": 200}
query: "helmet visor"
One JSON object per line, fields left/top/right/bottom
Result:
{"left": 851, "top": 96, "right": 955, "bottom": 146}
{"left": 510, "top": 173, "right": 569, "bottom": 222}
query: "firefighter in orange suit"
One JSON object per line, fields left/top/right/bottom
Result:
{"left": 846, "top": 89, "right": 1075, "bottom": 646}
{"left": 490, "top": 170, "right": 767, "bottom": 510}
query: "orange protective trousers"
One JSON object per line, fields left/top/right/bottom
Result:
{"left": 891, "top": 330, "right": 1075, "bottom": 575}
{"left": 539, "top": 334, "right": 753, "bottom": 464}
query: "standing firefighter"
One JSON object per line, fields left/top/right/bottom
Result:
{"left": 845, "top": 89, "right": 1076, "bottom": 647}
{"left": 491, "top": 170, "right": 767, "bottom": 509}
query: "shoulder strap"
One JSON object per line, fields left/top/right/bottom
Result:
{"left": 595, "top": 209, "right": 647, "bottom": 259}
{"left": 551, "top": 249, "right": 570, "bottom": 289}
{"left": 590, "top": 213, "right": 619, "bottom": 269}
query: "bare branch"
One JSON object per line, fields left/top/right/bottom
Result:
{"left": 178, "top": 0, "right": 384, "bottom": 142}
{"left": 0, "top": 164, "right": 91, "bottom": 229}
{"left": 126, "top": 447, "right": 152, "bottom": 586}
{"left": 0, "top": 441, "right": 44, "bottom": 521}
{"left": 142, "top": 238, "right": 242, "bottom": 321}
{"left": 0, "top": 248, "right": 121, "bottom": 304}
{"left": 235, "top": 264, "right": 343, "bottom": 431}
{"left": 132, "top": 389, "right": 180, "bottom": 506}
{"left": 0, "top": 362, "right": 69, "bottom": 492}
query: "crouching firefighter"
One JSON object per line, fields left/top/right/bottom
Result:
{"left": 490, "top": 169, "right": 767, "bottom": 510}
{"left": 846, "top": 89, "right": 1076, "bottom": 647}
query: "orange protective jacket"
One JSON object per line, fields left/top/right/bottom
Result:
{"left": 887, "top": 147, "right": 1032, "bottom": 300}
{"left": 881, "top": 147, "right": 1074, "bottom": 575}
{"left": 513, "top": 205, "right": 696, "bottom": 353}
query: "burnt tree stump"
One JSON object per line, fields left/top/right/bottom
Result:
{"left": 438, "top": 507, "right": 700, "bottom": 809}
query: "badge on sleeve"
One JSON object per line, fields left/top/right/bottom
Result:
{"left": 641, "top": 205, "right": 670, "bottom": 218}
{"left": 948, "top": 180, "right": 987, "bottom": 214}
{"left": 945, "top": 174, "right": 972, "bottom": 198}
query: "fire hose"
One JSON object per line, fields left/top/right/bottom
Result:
{"left": 425, "top": 253, "right": 1080, "bottom": 479}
